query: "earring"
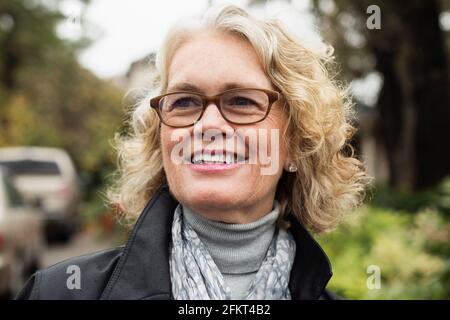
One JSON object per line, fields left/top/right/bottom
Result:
{"left": 287, "top": 163, "right": 298, "bottom": 172}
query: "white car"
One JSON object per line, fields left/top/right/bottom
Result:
{"left": 0, "top": 147, "right": 81, "bottom": 241}
{"left": 0, "top": 166, "right": 44, "bottom": 298}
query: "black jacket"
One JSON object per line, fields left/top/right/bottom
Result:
{"left": 16, "top": 185, "right": 337, "bottom": 300}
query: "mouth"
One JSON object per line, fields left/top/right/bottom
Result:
{"left": 189, "top": 149, "right": 248, "bottom": 165}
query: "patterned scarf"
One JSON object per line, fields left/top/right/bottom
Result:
{"left": 169, "top": 204, "right": 296, "bottom": 300}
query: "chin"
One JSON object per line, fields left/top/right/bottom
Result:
{"left": 183, "top": 189, "right": 239, "bottom": 210}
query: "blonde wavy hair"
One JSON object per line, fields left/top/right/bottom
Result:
{"left": 106, "top": 4, "right": 372, "bottom": 234}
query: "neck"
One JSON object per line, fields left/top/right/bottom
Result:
{"left": 181, "top": 201, "right": 280, "bottom": 274}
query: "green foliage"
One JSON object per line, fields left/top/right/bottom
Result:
{"left": 318, "top": 206, "right": 450, "bottom": 299}
{"left": 368, "top": 177, "right": 450, "bottom": 215}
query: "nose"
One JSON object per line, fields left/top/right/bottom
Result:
{"left": 196, "top": 102, "right": 234, "bottom": 134}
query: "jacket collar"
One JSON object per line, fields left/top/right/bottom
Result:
{"left": 101, "top": 185, "right": 332, "bottom": 300}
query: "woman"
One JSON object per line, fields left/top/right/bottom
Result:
{"left": 17, "top": 4, "right": 370, "bottom": 300}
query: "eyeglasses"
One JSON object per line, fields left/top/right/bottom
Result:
{"left": 150, "top": 88, "right": 280, "bottom": 128}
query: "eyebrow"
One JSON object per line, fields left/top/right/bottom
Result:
{"left": 166, "top": 82, "right": 261, "bottom": 94}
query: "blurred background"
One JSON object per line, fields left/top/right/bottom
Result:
{"left": 0, "top": 0, "right": 449, "bottom": 299}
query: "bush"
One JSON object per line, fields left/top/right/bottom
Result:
{"left": 317, "top": 206, "right": 450, "bottom": 299}
{"left": 368, "top": 177, "right": 450, "bottom": 215}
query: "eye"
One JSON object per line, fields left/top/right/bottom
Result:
{"left": 171, "top": 97, "right": 201, "bottom": 109}
{"left": 229, "top": 96, "right": 256, "bottom": 107}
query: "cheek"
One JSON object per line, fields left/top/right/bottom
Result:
{"left": 254, "top": 114, "right": 288, "bottom": 174}
{"left": 160, "top": 128, "right": 182, "bottom": 178}
{"left": 160, "top": 129, "right": 172, "bottom": 164}
{"left": 275, "top": 131, "right": 287, "bottom": 164}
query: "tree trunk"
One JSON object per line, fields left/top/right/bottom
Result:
{"left": 359, "top": 0, "right": 450, "bottom": 190}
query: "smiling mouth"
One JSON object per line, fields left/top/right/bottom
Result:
{"left": 189, "top": 151, "right": 248, "bottom": 164}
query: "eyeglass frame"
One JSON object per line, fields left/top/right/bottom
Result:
{"left": 149, "top": 87, "right": 281, "bottom": 128}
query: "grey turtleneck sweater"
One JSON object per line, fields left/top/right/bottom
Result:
{"left": 182, "top": 201, "right": 280, "bottom": 300}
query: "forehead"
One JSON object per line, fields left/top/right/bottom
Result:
{"left": 167, "top": 31, "right": 273, "bottom": 92}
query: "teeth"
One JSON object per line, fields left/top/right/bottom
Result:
{"left": 212, "top": 154, "right": 222, "bottom": 162}
{"left": 191, "top": 152, "right": 246, "bottom": 164}
{"left": 236, "top": 154, "right": 246, "bottom": 163}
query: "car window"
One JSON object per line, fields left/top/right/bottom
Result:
{"left": 2, "top": 175, "right": 24, "bottom": 207}
{"left": 0, "top": 160, "right": 61, "bottom": 176}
